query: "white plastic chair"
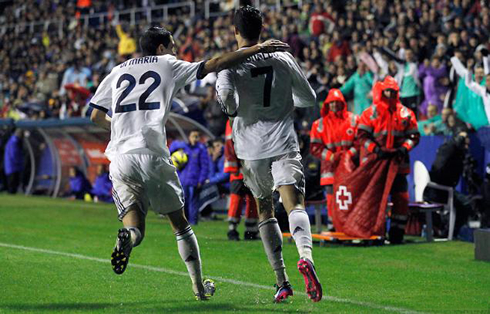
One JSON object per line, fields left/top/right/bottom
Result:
{"left": 413, "top": 161, "right": 456, "bottom": 240}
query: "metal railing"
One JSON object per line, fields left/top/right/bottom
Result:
{"left": 1, "top": 2, "right": 195, "bottom": 37}
{"left": 204, "top": 0, "right": 307, "bottom": 19}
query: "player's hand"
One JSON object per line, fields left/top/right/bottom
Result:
{"left": 258, "top": 39, "right": 290, "bottom": 53}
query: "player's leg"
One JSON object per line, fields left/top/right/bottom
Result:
{"left": 273, "top": 153, "right": 322, "bottom": 302}
{"left": 147, "top": 156, "right": 214, "bottom": 300}
{"left": 167, "top": 209, "right": 215, "bottom": 300}
{"left": 109, "top": 155, "right": 148, "bottom": 275}
{"left": 111, "top": 204, "right": 146, "bottom": 275}
{"left": 241, "top": 158, "right": 292, "bottom": 302}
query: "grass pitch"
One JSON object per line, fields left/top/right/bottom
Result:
{"left": 1, "top": 195, "right": 489, "bottom": 314}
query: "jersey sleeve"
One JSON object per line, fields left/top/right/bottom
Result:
{"left": 216, "top": 69, "right": 238, "bottom": 117}
{"left": 169, "top": 56, "right": 206, "bottom": 90}
{"left": 285, "top": 53, "right": 316, "bottom": 108}
{"left": 89, "top": 72, "right": 113, "bottom": 113}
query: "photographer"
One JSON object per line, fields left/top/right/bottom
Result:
{"left": 423, "top": 129, "right": 477, "bottom": 237}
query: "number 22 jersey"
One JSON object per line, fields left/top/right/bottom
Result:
{"left": 216, "top": 51, "right": 316, "bottom": 160}
{"left": 90, "top": 55, "right": 204, "bottom": 160}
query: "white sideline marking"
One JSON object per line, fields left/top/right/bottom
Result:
{"left": 0, "top": 242, "right": 425, "bottom": 314}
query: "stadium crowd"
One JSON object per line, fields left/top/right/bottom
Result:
{"left": 1, "top": 0, "right": 489, "bottom": 138}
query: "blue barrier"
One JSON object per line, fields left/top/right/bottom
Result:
{"left": 408, "top": 130, "right": 489, "bottom": 200}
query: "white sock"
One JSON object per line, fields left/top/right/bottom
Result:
{"left": 175, "top": 226, "right": 203, "bottom": 291}
{"left": 289, "top": 209, "right": 313, "bottom": 262}
{"left": 258, "top": 218, "right": 289, "bottom": 285}
{"left": 228, "top": 217, "right": 239, "bottom": 231}
{"left": 125, "top": 227, "right": 142, "bottom": 247}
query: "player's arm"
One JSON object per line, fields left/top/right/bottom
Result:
{"left": 216, "top": 70, "right": 237, "bottom": 117}
{"left": 200, "top": 39, "right": 289, "bottom": 77}
{"left": 286, "top": 53, "right": 316, "bottom": 107}
{"left": 172, "top": 40, "right": 288, "bottom": 92}
{"left": 90, "top": 109, "right": 111, "bottom": 131}
{"left": 89, "top": 72, "right": 113, "bottom": 132}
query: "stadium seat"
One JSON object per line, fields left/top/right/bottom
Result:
{"left": 413, "top": 161, "right": 456, "bottom": 241}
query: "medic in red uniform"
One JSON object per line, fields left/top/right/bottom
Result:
{"left": 356, "top": 76, "right": 420, "bottom": 243}
{"left": 310, "top": 88, "right": 359, "bottom": 224}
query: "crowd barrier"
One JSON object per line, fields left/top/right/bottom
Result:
{"left": 0, "top": 114, "right": 214, "bottom": 198}
{"left": 2, "top": 116, "right": 489, "bottom": 201}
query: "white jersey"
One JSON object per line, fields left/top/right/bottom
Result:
{"left": 90, "top": 55, "right": 205, "bottom": 160}
{"left": 216, "top": 51, "right": 316, "bottom": 160}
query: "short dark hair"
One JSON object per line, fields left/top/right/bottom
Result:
{"left": 233, "top": 6, "right": 262, "bottom": 41}
{"left": 139, "top": 26, "right": 172, "bottom": 56}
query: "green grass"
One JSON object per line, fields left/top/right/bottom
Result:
{"left": 0, "top": 195, "right": 489, "bottom": 314}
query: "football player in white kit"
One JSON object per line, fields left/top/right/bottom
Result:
{"left": 216, "top": 6, "right": 322, "bottom": 303}
{"left": 89, "top": 26, "right": 288, "bottom": 300}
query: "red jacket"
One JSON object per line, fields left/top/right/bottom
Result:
{"left": 357, "top": 77, "right": 420, "bottom": 174}
{"left": 310, "top": 89, "right": 359, "bottom": 186}
{"left": 224, "top": 120, "right": 243, "bottom": 181}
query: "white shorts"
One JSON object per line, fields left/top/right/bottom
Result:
{"left": 240, "top": 152, "right": 305, "bottom": 199}
{"left": 109, "top": 154, "right": 185, "bottom": 221}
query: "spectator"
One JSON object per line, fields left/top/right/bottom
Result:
{"left": 327, "top": 31, "right": 351, "bottom": 63}
{"left": 450, "top": 54, "right": 488, "bottom": 129}
{"left": 176, "top": 130, "right": 209, "bottom": 225}
{"left": 205, "top": 138, "right": 230, "bottom": 192}
{"left": 4, "top": 129, "right": 24, "bottom": 194}
{"left": 91, "top": 164, "right": 113, "bottom": 203}
{"left": 309, "top": 3, "right": 334, "bottom": 37}
{"left": 59, "top": 59, "right": 92, "bottom": 96}
{"left": 418, "top": 104, "right": 441, "bottom": 136}
{"left": 68, "top": 166, "right": 92, "bottom": 200}
{"left": 202, "top": 86, "right": 227, "bottom": 137}
{"left": 418, "top": 57, "right": 449, "bottom": 116}
{"left": 339, "top": 61, "right": 374, "bottom": 115}
{"left": 115, "top": 24, "right": 137, "bottom": 57}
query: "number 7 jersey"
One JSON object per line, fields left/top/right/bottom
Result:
{"left": 216, "top": 51, "right": 316, "bottom": 160}
{"left": 90, "top": 55, "right": 205, "bottom": 160}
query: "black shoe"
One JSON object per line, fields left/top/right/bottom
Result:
{"left": 227, "top": 229, "right": 240, "bottom": 241}
{"left": 388, "top": 227, "right": 405, "bottom": 244}
{"left": 244, "top": 231, "right": 260, "bottom": 240}
{"left": 274, "top": 281, "right": 293, "bottom": 303}
{"left": 111, "top": 228, "right": 132, "bottom": 274}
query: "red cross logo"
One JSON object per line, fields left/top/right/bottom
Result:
{"left": 336, "top": 185, "right": 352, "bottom": 211}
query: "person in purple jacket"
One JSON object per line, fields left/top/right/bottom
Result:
{"left": 91, "top": 164, "right": 113, "bottom": 203}
{"left": 4, "top": 129, "right": 24, "bottom": 194}
{"left": 205, "top": 138, "right": 230, "bottom": 192}
{"left": 418, "top": 57, "right": 449, "bottom": 116}
{"left": 171, "top": 130, "right": 210, "bottom": 225}
{"left": 69, "top": 166, "right": 92, "bottom": 200}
